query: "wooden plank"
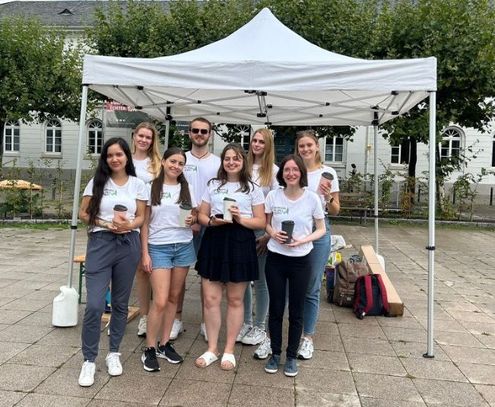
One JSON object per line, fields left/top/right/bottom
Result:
{"left": 101, "top": 306, "right": 140, "bottom": 325}
{"left": 359, "top": 245, "right": 404, "bottom": 317}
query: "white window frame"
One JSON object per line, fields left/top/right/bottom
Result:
{"left": 3, "top": 121, "right": 20, "bottom": 153}
{"left": 87, "top": 119, "right": 104, "bottom": 155}
{"left": 324, "top": 135, "right": 344, "bottom": 163}
{"left": 45, "top": 119, "right": 62, "bottom": 154}
{"left": 440, "top": 127, "right": 463, "bottom": 160}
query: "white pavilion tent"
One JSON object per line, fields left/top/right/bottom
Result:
{"left": 65, "top": 8, "right": 438, "bottom": 356}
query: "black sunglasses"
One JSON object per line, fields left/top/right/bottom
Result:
{"left": 190, "top": 128, "right": 209, "bottom": 135}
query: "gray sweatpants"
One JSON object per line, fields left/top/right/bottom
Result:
{"left": 81, "top": 231, "right": 140, "bottom": 362}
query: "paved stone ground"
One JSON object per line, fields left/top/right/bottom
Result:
{"left": 0, "top": 223, "right": 494, "bottom": 406}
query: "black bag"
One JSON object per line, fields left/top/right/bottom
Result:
{"left": 332, "top": 255, "right": 369, "bottom": 307}
{"left": 353, "top": 274, "right": 390, "bottom": 319}
{"left": 325, "top": 266, "right": 335, "bottom": 303}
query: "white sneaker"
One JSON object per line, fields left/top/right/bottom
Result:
{"left": 78, "top": 361, "right": 96, "bottom": 387}
{"left": 170, "top": 319, "right": 184, "bottom": 340}
{"left": 200, "top": 322, "right": 208, "bottom": 342}
{"left": 236, "top": 323, "right": 252, "bottom": 342}
{"left": 297, "top": 337, "right": 314, "bottom": 360}
{"left": 241, "top": 326, "right": 266, "bottom": 345}
{"left": 105, "top": 352, "right": 123, "bottom": 376}
{"left": 137, "top": 315, "right": 147, "bottom": 337}
{"left": 254, "top": 337, "right": 272, "bottom": 360}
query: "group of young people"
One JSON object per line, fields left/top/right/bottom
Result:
{"left": 77, "top": 118, "right": 340, "bottom": 387}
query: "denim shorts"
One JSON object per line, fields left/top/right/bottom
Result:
{"left": 148, "top": 241, "right": 196, "bottom": 269}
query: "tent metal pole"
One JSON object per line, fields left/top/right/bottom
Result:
{"left": 424, "top": 91, "right": 436, "bottom": 358}
{"left": 67, "top": 85, "right": 88, "bottom": 288}
{"left": 373, "top": 116, "right": 379, "bottom": 254}
{"left": 164, "top": 119, "right": 170, "bottom": 150}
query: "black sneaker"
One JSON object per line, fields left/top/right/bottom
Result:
{"left": 156, "top": 341, "right": 183, "bottom": 364}
{"left": 141, "top": 347, "right": 160, "bottom": 372}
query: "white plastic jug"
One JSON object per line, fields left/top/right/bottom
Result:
{"left": 52, "top": 285, "right": 79, "bottom": 327}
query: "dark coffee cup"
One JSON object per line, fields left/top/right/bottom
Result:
{"left": 281, "top": 220, "right": 295, "bottom": 243}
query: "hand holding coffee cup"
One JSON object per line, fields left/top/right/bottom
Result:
{"left": 113, "top": 204, "right": 128, "bottom": 223}
{"left": 281, "top": 220, "right": 295, "bottom": 244}
{"left": 223, "top": 197, "right": 237, "bottom": 222}
{"left": 178, "top": 203, "right": 193, "bottom": 227}
{"left": 319, "top": 172, "right": 333, "bottom": 196}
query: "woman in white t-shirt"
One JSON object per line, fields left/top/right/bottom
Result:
{"left": 238, "top": 129, "right": 279, "bottom": 351}
{"left": 131, "top": 122, "right": 162, "bottom": 339}
{"left": 139, "top": 147, "right": 197, "bottom": 372}
{"left": 195, "top": 143, "right": 265, "bottom": 371}
{"left": 263, "top": 154, "right": 326, "bottom": 377}
{"left": 294, "top": 129, "right": 340, "bottom": 361}
{"left": 78, "top": 138, "right": 148, "bottom": 387}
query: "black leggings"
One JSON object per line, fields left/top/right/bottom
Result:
{"left": 265, "top": 250, "right": 311, "bottom": 359}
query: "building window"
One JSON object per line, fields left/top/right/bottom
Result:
{"left": 440, "top": 127, "right": 462, "bottom": 160}
{"left": 46, "top": 119, "right": 62, "bottom": 153}
{"left": 325, "top": 136, "right": 344, "bottom": 162}
{"left": 391, "top": 138, "right": 410, "bottom": 164}
{"left": 3, "top": 121, "right": 20, "bottom": 152}
{"left": 88, "top": 119, "right": 103, "bottom": 155}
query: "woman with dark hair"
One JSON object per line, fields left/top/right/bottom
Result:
{"left": 263, "top": 154, "right": 326, "bottom": 377}
{"left": 140, "top": 147, "right": 197, "bottom": 372}
{"left": 195, "top": 143, "right": 265, "bottom": 371}
{"left": 294, "top": 129, "right": 340, "bottom": 361}
{"left": 78, "top": 137, "right": 148, "bottom": 387}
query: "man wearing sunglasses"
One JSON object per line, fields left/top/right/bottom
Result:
{"left": 170, "top": 117, "right": 221, "bottom": 342}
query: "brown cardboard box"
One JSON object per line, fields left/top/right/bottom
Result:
{"left": 359, "top": 245, "right": 404, "bottom": 317}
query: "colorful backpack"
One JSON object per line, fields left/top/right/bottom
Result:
{"left": 353, "top": 274, "right": 390, "bottom": 319}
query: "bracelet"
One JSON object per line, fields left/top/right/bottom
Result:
{"left": 208, "top": 216, "right": 214, "bottom": 227}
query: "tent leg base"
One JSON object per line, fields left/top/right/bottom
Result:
{"left": 422, "top": 353, "right": 435, "bottom": 359}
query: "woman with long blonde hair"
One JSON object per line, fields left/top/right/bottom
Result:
{"left": 237, "top": 129, "right": 279, "bottom": 358}
{"left": 131, "top": 122, "right": 162, "bottom": 338}
{"left": 294, "top": 129, "right": 340, "bottom": 361}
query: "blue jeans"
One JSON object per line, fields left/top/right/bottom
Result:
{"left": 243, "top": 229, "right": 269, "bottom": 329}
{"left": 303, "top": 217, "right": 331, "bottom": 336}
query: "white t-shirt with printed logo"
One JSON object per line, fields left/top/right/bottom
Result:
{"left": 183, "top": 152, "right": 221, "bottom": 205}
{"left": 83, "top": 176, "right": 149, "bottom": 233}
{"left": 147, "top": 183, "right": 197, "bottom": 245}
{"left": 306, "top": 165, "right": 340, "bottom": 212}
{"left": 202, "top": 180, "right": 264, "bottom": 218}
{"left": 251, "top": 163, "right": 279, "bottom": 198}
{"left": 265, "top": 188, "right": 325, "bottom": 257}
{"left": 133, "top": 157, "right": 154, "bottom": 184}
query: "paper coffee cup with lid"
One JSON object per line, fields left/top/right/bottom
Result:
{"left": 319, "top": 171, "right": 333, "bottom": 193}
{"left": 223, "top": 197, "right": 237, "bottom": 222}
{"left": 178, "top": 203, "right": 192, "bottom": 227}
{"left": 113, "top": 204, "right": 128, "bottom": 222}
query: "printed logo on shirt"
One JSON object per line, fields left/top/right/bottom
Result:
{"left": 162, "top": 192, "right": 172, "bottom": 199}
{"left": 184, "top": 164, "right": 197, "bottom": 172}
{"left": 212, "top": 188, "right": 229, "bottom": 195}
{"left": 103, "top": 188, "right": 117, "bottom": 197}
{"left": 272, "top": 206, "right": 289, "bottom": 215}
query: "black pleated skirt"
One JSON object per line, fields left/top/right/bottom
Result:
{"left": 196, "top": 222, "right": 259, "bottom": 283}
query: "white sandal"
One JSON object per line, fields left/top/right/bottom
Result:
{"left": 221, "top": 353, "right": 236, "bottom": 371}
{"left": 195, "top": 351, "right": 219, "bottom": 368}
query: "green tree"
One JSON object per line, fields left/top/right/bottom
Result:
{"left": 0, "top": 17, "right": 83, "bottom": 169}
{"left": 377, "top": 0, "right": 495, "bottom": 204}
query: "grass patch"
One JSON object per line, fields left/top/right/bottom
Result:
{"left": 0, "top": 221, "right": 72, "bottom": 230}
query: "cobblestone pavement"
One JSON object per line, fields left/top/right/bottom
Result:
{"left": 0, "top": 223, "right": 494, "bottom": 406}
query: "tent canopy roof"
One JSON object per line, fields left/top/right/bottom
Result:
{"left": 83, "top": 8, "right": 436, "bottom": 126}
